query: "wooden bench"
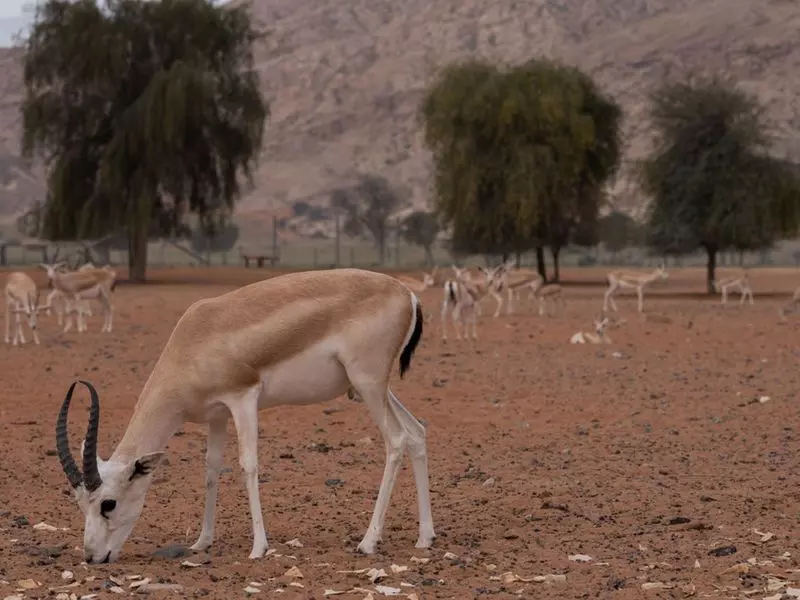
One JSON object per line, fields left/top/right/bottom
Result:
{"left": 241, "top": 253, "right": 279, "bottom": 268}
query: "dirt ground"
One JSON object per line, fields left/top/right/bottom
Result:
{"left": 0, "top": 266, "right": 799, "bottom": 600}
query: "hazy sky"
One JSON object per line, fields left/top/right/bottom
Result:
{"left": 0, "top": 0, "right": 31, "bottom": 46}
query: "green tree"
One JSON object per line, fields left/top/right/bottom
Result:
{"left": 400, "top": 210, "right": 440, "bottom": 266}
{"left": 420, "top": 58, "right": 621, "bottom": 278}
{"left": 21, "top": 0, "right": 268, "bottom": 281}
{"left": 642, "top": 75, "right": 800, "bottom": 292}
{"left": 331, "top": 174, "right": 407, "bottom": 265}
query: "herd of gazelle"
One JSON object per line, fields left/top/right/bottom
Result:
{"left": 3, "top": 260, "right": 117, "bottom": 344}
{"left": 399, "top": 262, "right": 800, "bottom": 341}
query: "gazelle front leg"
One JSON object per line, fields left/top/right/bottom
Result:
{"left": 225, "top": 386, "right": 268, "bottom": 559}
{"left": 4, "top": 302, "right": 10, "bottom": 344}
{"left": 191, "top": 416, "right": 228, "bottom": 552}
{"left": 603, "top": 284, "right": 618, "bottom": 312}
{"left": 636, "top": 286, "right": 644, "bottom": 313}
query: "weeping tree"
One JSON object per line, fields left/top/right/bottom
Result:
{"left": 20, "top": 0, "right": 268, "bottom": 281}
{"left": 420, "top": 58, "right": 621, "bottom": 280}
{"left": 642, "top": 75, "right": 800, "bottom": 292}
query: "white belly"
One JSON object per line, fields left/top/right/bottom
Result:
{"left": 258, "top": 341, "right": 350, "bottom": 408}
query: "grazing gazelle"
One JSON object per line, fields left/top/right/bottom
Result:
{"left": 55, "top": 269, "right": 433, "bottom": 564}
{"left": 603, "top": 264, "right": 668, "bottom": 313}
{"left": 712, "top": 271, "right": 754, "bottom": 306}
{"left": 4, "top": 271, "right": 44, "bottom": 345}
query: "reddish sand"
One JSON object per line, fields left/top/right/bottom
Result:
{"left": 0, "top": 266, "right": 798, "bottom": 599}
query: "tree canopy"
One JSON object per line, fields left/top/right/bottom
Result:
{"left": 419, "top": 57, "right": 622, "bottom": 279}
{"left": 21, "top": 0, "right": 268, "bottom": 281}
{"left": 641, "top": 75, "right": 800, "bottom": 291}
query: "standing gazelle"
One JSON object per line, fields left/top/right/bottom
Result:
{"left": 55, "top": 269, "right": 434, "bottom": 563}
{"left": 604, "top": 264, "right": 669, "bottom": 313}
{"left": 712, "top": 271, "right": 754, "bottom": 306}
{"left": 40, "top": 263, "right": 116, "bottom": 333}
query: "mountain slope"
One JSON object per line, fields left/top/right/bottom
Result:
{"left": 0, "top": 0, "right": 797, "bottom": 234}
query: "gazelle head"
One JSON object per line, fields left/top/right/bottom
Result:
{"left": 422, "top": 266, "right": 438, "bottom": 288}
{"left": 593, "top": 315, "right": 610, "bottom": 335}
{"left": 39, "top": 262, "right": 67, "bottom": 287}
{"left": 655, "top": 263, "right": 669, "bottom": 280}
{"left": 13, "top": 290, "right": 42, "bottom": 331}
{"left": 56, "top": 381, "right": 164, "bottom": 564}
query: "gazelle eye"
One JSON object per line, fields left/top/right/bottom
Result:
{"left": 100, "top": 499, "right": 117, "bottom": 518}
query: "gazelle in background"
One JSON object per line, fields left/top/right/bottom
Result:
{"left": 603, "top": 263, "right": 668, "bottom": 313}
{"left": 46, "top": 262, "right": 100, "bottom": 326}
{"left": 712, "top": 270, "right": 754, "bottom": 306}
{"left": 40, "top": 263, "right": 117, "bottom": 333}
{"left": 534, "top": 283, "right": 566, "bottom": 316}
{"left": 570, "top": 315, "right": 612, "bottom": 344}
{"left": 443, "top": 265, "right": 501, "bottom": 340}
{"left": 4, "top": 272, "right": 45, "bottom": 345}
{"left": 394, "top": 267, "right": 438, "bottom": 294}
{"left": 488, "top": 262, "right": 543, "bottom": 316}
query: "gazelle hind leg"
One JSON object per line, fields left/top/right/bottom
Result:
{"left": 191, "top": 415, "right": 228, "bottom": 552}
{"left": 387, "top": 390, "right": 435, "bottom": 548}
{"left": 351, "top": 379, "right": 408, "bottom": 555}
{"left": 224, "top": 385, "right": 268, "bottom": 559}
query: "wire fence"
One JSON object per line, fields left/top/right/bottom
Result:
{"left": 2, "top": 233, "right": 800, "bottom": 272}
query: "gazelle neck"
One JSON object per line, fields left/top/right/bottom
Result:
{"left": 110, "top": 381, "right": 184, "bottom": 462}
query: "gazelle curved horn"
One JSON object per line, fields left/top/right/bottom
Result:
{"left": 55, "top": 380, "right": 103, "bottom": 491}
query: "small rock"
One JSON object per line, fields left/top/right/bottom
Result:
{"left": 283, "top": 566, "right": 303, "bottom": 578}
{"left": 152, "top": 544, "right": 192, "bottom": 559}
{"left": 134, "top": 583, "right": 183, "bottom": 593}
{"left": 244, "top": 586, "right": 262, "bottom": 594}
{"left": 482, "top": 477, "right": 495, "bottom": 487}
{"left": 708, "top": 546, "right": 737, "bottom": 557}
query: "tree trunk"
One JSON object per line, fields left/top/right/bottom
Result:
{"left": 424, "top": 246, "right": 434, "bottom": 267}
{"left": 705, "top": 246, "right": 717, "bottom": 295}
{"left": 535, "top": 246, "right": 547, "bottom": 282}
{"left": 515, "top": 251, "right": 521, "bottom": 267}
{"left": 128, "top": 224, "right": 148, "bottom": 283}
{"left": 550, "top": 246, "right": 561, "bottom": 282}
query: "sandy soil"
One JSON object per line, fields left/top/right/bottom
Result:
{"left": 0, "top": 266, "right": 798, "bottom": 600}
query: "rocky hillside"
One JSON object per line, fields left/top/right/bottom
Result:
{"left": 0, "top": 0, "right": 798, "bottom": 236}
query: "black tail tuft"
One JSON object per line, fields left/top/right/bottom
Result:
{"left": 399, "top": 301, "right": 423, "bottom": 379}
{"left": 447, "top": 282, "right": 457, "bottom": 304}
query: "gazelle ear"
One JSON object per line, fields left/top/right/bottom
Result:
{"left": 128, "top": 452, "right": 165, "bottom": 482}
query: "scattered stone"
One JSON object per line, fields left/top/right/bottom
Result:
{"left": 152, "top": 544, "right": 192, "bottom": 559}
{"left": 708, "top": 546, "right": 737, "bottom": 557}
{"left": 568, "top": 554, "right": 593, "bottom": 563}
{"left": 285, "top": 538, "right": 303, "bottom": 548}
{"left": 33, "top": 521, "right": 58, "bottom": 532}
{"left": 244, "top": 586, "right": 262, "bottom": 594}
{"left": 283, "top": 566, "right": 303, "bottom": 578}
{"left": 667, "top": 516, "right": 691, "bottom": 525}
{"left": 134, "top": 583, "right": 183, "bottom": 593}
